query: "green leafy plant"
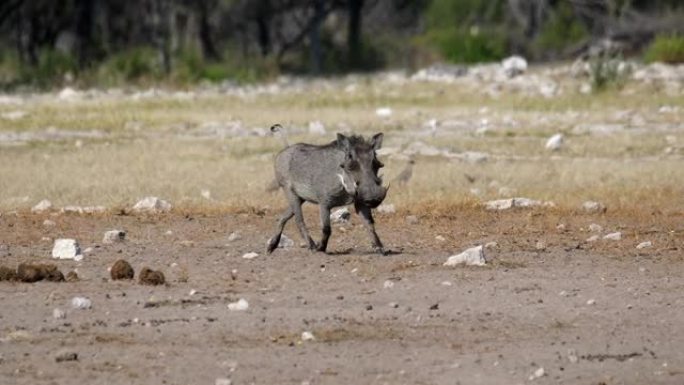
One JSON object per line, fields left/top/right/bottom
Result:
{"left": 644, "top": 34, "right": 684, "bottom": 64}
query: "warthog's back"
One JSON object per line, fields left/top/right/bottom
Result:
{"left": 274, "top": 142, "right": 350, "bottom": 206}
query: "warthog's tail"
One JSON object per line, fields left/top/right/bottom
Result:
{"left": 270, "top": 124, "right": 289, "bottom": 148}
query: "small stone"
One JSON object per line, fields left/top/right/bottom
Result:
{"left": 110, "top": 260, "right": 134, "bottom": 280}
{"left": 586, "top": 299, "right": 596, "bottom": 305}
{"left": 545, "top": 133, "right": 564, "bottom": 151}
{"left": 484, "top": 242, "right": 498, "bottom": 249}
{"left": 529, "top": 367, "right": 545, "bottom": 380}
{"left": 636, "top": 241, "right": 652, "bottom": 249}
{"left": 242, "top": 252, "right": 259, "bottom": 260}
{"left": 435, "top": 235, "right": 446, "bottom": 242}
{"left": 132, "top": 196, "right": 172, "bottom": 213}
{"left": 582, "top": 201, "right": 606, "bottom": 213}
{"left": 83, "top": 247, "right": 94, "bottom": 253}
{"left": 444, "top": 245, "right": 486, "bottom": 267}
{"left": 383, "top": 280, "right": 394, "bottom": 289}
{"left": 266, "top": 234, "right": 294, "bottom": 249}
{"left": 53, "top": 308, "right": 66, "bottom": 319}
{"left": 405, "top": 215, "right": 419, "bottom": 225}
{"left": 502, "top": 55, "right": 527, "bottom": 77}
{"left": 366, "top": 305, "right": 373, "bottom": 311}
{"left": 586, "top": 235, "right": 600, "bottom": 242}
{"left": 301, "top": 331, "right": 315, "bottom": 341}
{"left": 308, "top": 121, "right": 326, "bottom": 135}
{"left": 65, "top": 271, "right": 79, "bottom": 282}
{"left": 200, "top": 189, "right": 212, "bottom": 200}
{"left": 567, "top": 349, "right": 578, "bottom": 363}
{"left": 429, "top": 303, "right": 439, "bottom": 310}
{"left": 31, "top": 199, "right": 53, "bottom": 213}
{"left": 330, "top": 208, "right": 351, "bottom": 224}
{"left": 377, "top": 204, "right": 396, "bottom": 214}
{"left": 43, "top": 219, "right": 56, "bottom": 227}
{"left": 484, "top": 197, "right": 553, "bottom": 210}
{"left": 440, "top": 281, "right": 453, "bottom": 286}
{"left": 71, "top": 297, "right": 92, "bottom": 309}
{"left": 227, "top": 232, "right": 241, "bottom": 242}
{"left": 603, "top": 232, "right": 622, "bottom": 241}
{"left": 138, "top": 267, "right": 165, "bottom": 285}
{"left": 103, "top": 230, "right": 126, "bottom": 244}
{"left": 535, "top": 241, "right": 546, "bottom": 251}
{"left": 389, "top": 302, "right": 399, "bottom": 308}
{"left": 52, "top": 239, "right": 83, "bottom": 261}
{"left": 230, "top": 269, "right": 238, "bottom": 280}
{"left": 375, "top": 107, "right": 393, "bottom": 118}
{"left": 55, "top": 350, "right": 78, "bottom": 362}
{"left": 215, "top": 378, "right": 232, "bottom": 385}
{"left": 228, "top": 298, "right": 249, "bottom": 311}
{"left": 556, "top": 223, "right": 566, "bottom": 231}
{"left": 588, "top": 223, "right": 603, "bottom": 232}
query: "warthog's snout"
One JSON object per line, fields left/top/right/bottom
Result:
{"left": 360, "top": 184, "right": 388, "bottom": 208}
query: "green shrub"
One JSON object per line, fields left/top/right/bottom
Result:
{"left": 535, "top": 2, "right": 588, "bottom": 53}
{"left": 421, "top": 27, "right": 505, "bottom": 63}
{"left": 589, "top": 53, "right": 628, "bottom": 92}
{"left": 105, "top": 48, "right": 160, "bottom": 81}
{"left": 18, "top": 50, "right": 77, "bottom": 87}
{"left": 644, "top": 34, "right": 684, "bottom": 64}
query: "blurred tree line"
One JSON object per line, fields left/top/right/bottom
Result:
{"left": 0, "top": 0, "right": 682, "bottom": 88}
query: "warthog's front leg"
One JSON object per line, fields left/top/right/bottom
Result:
{"left": 355, "top": 203, "right": 386, "bottom": 255}
{"left": 317, "top": 206, "right": 332, "bottom": 252}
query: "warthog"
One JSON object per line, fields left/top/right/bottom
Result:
{"left": 267, "top": 125, "right": 389, "bottom": 254}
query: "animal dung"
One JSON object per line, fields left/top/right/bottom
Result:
{"left": 17, "top": 263, "right": 65, "bottom": 282}
{"left": 110, "top": 259, "right": 135, "bottom": 280}
{"left": 138, "top": 267, "right": 166, "bottom": 286}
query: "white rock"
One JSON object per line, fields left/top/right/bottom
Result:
{"left": 308, "top": 121, "right": 326, "bottom": 135}
{"left": 132, "top": 196, "right": 172, "bottom": 213}
{"left": 383, "top": 280, "right": 395, "bottom": 289}
{"left": 58, "top": 87, "right": 80, "bottom": 100}
{"left": 588, "top": 223, "right": 603, "bottom": 232}
{"left": 582, "top": 201, "right": 606, "bottom": 213}
{"left": 53, "top": 308, "right": 66, "bottom": 319}
{"left": 377, "top": 204, "right": 396, "bottom": 214}
{"left": 71, "top": 297, "right": 92, "bottom": 310}
{"left": 330, "top": 207, "right": 351, "bottom": 224}
{"left": 31, "top": 199, "right": 53, "bottom": 213}
{"left": 200, "top": 189, "right": 212, "bottom": 200}
{"left": 444, "top": 245, "right": 486, "bottom": 267}
{"left": 502, "top": 55, "right": 527, "bottom": 77}
{"left": 586, "top": 235, "right": 600, "bottom": 242}
{"left": 227, "top": 232, "right": 241, "bottom": 242}
{"left": 435, "top": 235, "right": 446, "bottom": 242}
{"left": 215, "top": 378, "right": 232, "bottom": 385}
{"left": 529, "top": 367, "right": 545, "bottom": 380}
{"left": 242, "top": 252, "right": 259, "bottom": 260}
{"left": 61, "top": 206, "right": 84, "bottom": 214}
{"left": 301, "top": 331, "right": 315, "bottom": 341}
{"left": 636, "top": 241, "right": 652, "bottom": 249}
{"left": 535, "top": 241, "right": 546, "bottom": 251}
{"left": 103, "top": 230, "right": 125, "bottom": 244}
{"left": 52, "top": 239, "right": 83, "bottom": 261}
{"left": 82, "top": 206, "right": 106, "bottom": 214}
{"left": 227, "top": 298, "right": 249, "bottom": 311}
{"left": 484, "top": 241, "right": 498, "bottom": 249}
{"left": 545, "top": 133, "right": 564, "bottom": 151}
{"left": 43, "top": 219, "right": 56, "bottom": 227}
{"left": 567, "top": 349, "right": 579, "bottom": 364}
{"left": 586, "top": 299, "right": 596, "bottom": 305}
{"left": 603, "top": 232, "right": 622, "bottom": 241}
{"left": 440, "top": 281, "right": 453, "bottom": 286}
{"left": 375, "top": 107, "right": 393, "bottom": 118}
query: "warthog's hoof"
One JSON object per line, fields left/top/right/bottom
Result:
{"left": 374, "top": 246, "right": 388, "bottom": 256}
{"left": 266, "top": 237, "right": 279, "bottom": 254}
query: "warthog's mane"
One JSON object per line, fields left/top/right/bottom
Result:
{"left": 324, "top": 134, "right": 374, "bottom": 150}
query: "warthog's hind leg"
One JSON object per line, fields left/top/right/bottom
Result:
{"left": 266, "top": 206, "right": 294, "bottom": 254}
{"left": 355, "top": 203, "right": 386, "bottom": 255}
{"left": 287, "top": 190, "right": 317, "bottom": 250}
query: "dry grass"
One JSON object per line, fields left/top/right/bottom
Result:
{"left": 1, "top": 70, "right": 683, "bottom": 214}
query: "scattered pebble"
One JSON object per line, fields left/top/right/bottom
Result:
{"left": 529, "top": 367, "right": 545, "bottom": 380}
{"left": 215, "top": 378, "right": 232, "bottom": 385}
{"left": 389, "top": 302, "right": 399, "bottom": 308}
{"left": 405, "top": 215, "right": 419, "bottom": 225}
{"left": 586, "top": 235, "right": 600, "bottom": 242}
{"left": 435, "top": 235, "right": 446, "bottom": 242}
{"left": 228, "top": 298, "right": 249, "bottom": 311}
{"left": 440, "top": 281, "right": 453, "bottom": 286}
{"left": 603, "top": 232, "right": 622, "bottom": 241}
{"left": 43, "top": 219, "right": 56, "bottom": 227}
{"left": 582, "top": 200, "right": 606, "bottom": 213}
{"left": 484, "top": 197, "right": 554, "bottom": 210}
{"left": 567, "top": 349, "right": 579, "bottom": 363}
{"left": 71, "top": 297, "right": 92, "bottom": 310}
{"left": 444, "top": 245, "right": 486, "bottom": 267}
{"left": 65, "top": 271, "right": 79, "bottom": 282}
{"left": 377, "top": 204, "right": 396, "bottom": 214}
{"left": 586, "top": 299, "right": 596, "bottom": 305}
{"left": 52, "top": 239, "right": 83, "bottom": 261}
{"left": 383, "top": 280, "right": 394, "bottom": 289}
{"left": 242, "top": 252, "right": 259, "bottom": 260}
{"left": 545, "top": 133, "right": 564, "bottom": 151}
{"left": 375, "top": 107, "right": 393, "bottom": 118}
{"left": 588, "top": 223, "right": 603, "bottom": 232}
{"left": 502, "top": 55, "right": 527, "bottom": 77}
{"left": 227, "top": 232, "right": 241, "bottom": 242}
{"left": 484, "top": 242, "right": 498, "bottom": 249}
{"left": 132, "top": 196, "right": 172, "bottom": 213}
{"left": 103, "top": 230, "right": 126, "bottom": 244}
{"left": 31, "top": 199, "right": 53, "bottom": 213}
{"left": 52, "top": 308, "right": 66, "bottom": 319}
{"left": 535, "top": 241, "right": 546, "bottom": 251}
{"left": 330, "top": 208, "right": 351, "bottom": 224}
{"left": 636, "top": 241, "right": 652, "bottom": 249}
{"left": 301, "top": 331, "right": 315, "bottom": 341}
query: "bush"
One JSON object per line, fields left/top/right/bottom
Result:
{"left": 644, "top": 34, "right": 684, "bottom": 64}
{"left": 421, "top": 27, "right": 506, "bottom": 63}
{"left": 588, "top": 52, "right": 629, "bottom": 92}
{"left": 18, "top": 50, "right": 77, "bottom": 88}
{"left": 535, "top": 2, "right": 588, "bottom": 54}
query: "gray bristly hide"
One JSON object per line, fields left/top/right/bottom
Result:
{"left": 266, "top": 128, "right": 389, "bottom": 255}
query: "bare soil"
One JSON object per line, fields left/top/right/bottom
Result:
{"left": 0, "top": 208, "right": 683, "bottom": 385}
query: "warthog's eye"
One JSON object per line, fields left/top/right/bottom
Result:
{"left": 346, "top": 160, "right": 360, "bottom": 171}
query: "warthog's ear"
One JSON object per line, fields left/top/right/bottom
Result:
{"left": 337, "top": 133, "right": 351, "bottom": 152}
{"left": 370, "top": 133, "right": 384, "bottom": 150}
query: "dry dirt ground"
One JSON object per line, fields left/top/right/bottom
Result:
{"left": 1, "top": 207, "right": 683, "bottom": 385}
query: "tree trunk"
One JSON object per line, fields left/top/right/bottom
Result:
{"left": 348, "top": 0, "right": 364, "bottom": 70}
{"left": 75, "top": 0, "right": 95, "bottom": 68}
{"left": 198, "top": 0, "right": 222, "bottom": 61}
{"left": 309, "top": 0, "right": 324, "bottom": 74}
